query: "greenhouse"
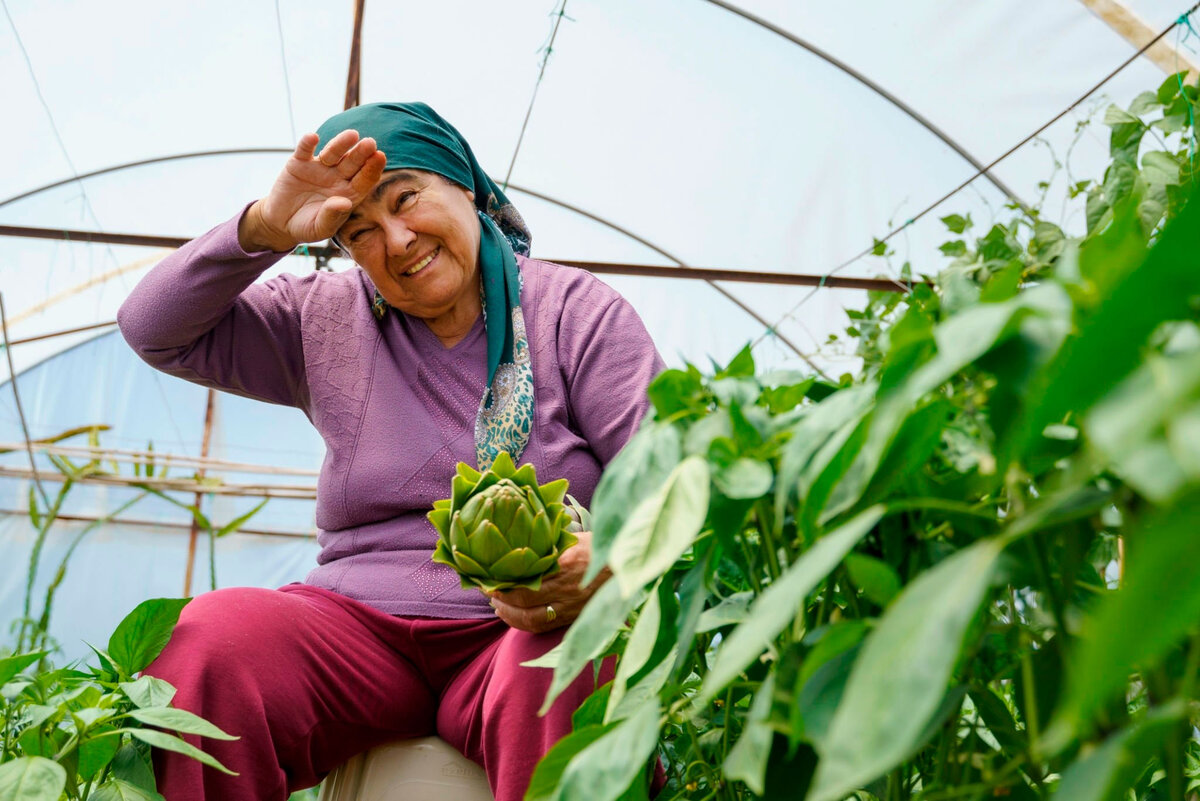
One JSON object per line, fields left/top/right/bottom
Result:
{"left": 1, "top": 0, "right": 1199, "bottom": 799}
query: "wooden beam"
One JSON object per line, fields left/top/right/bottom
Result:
{"left": 1078, "top": 0, "right": 1199, "bottom": 81}
{"left": 344, "top": 0, "right": 366, "bottom": 110}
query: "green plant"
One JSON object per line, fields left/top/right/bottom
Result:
{"left": 429, "top": 451, "right": 577, "bottom": 593}
{"left": 525, "top": 73, "right": 1200, "bottom": 801}
{"left": 0, "top": 598, "right": 236, "bottom": 801}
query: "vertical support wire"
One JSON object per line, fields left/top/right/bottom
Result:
{"left": 0, "top": 293, "right": 49, "bottom": 509}
{"left": 503, "top": 0, "right": 571, "bottom": 188}
{"left": 274, "top": 0, "right": 298, "bottom": 142}
{"left": 1, "top": 0, "right": 119, "bottom": 279}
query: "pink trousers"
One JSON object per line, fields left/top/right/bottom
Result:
{"left": 145, "top": 584, "right": 609, "bottom": 801}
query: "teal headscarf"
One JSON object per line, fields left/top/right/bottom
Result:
{"left": 316, "top": 102, "right": 533, "bottom": 469}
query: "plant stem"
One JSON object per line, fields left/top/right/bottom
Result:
{"left": 1166, "top": 723, "right": 1185, "bottom": 801}
{"left": 1024, "top": 537, "right": 1071, "bottom": 657}
{"left": 1019, "top": 641, "right": 1040, "bottom": 758}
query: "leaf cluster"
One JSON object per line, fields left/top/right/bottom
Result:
{"left": 527, "top": 73, "right": 1200, "bottom": 801}
{"left": 0, "top": 599, "right": 237, "bottom": 801}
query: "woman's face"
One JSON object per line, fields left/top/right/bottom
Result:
{"left": 336, "top": 169, "right": 481, "bottom": 321}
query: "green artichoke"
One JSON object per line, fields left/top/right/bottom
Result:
{"left": 428, "top": 452, "right": 579, "bottom": 593}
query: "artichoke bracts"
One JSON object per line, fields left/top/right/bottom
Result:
{"left": 428, "top": 452, "right": 579, "bottom": 593}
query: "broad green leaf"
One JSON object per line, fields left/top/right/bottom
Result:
{"left": 722, "top": 673, "right": 775, "bottom": 795}
{"left": 712, "top": 458, "right": 772, "bottom": 500}
{"left": 109, "top": 743, "right": 158, "bottom": 794}
{"left": 572, "top": 682, "right": 612, "bottom": 731}
{"left": 586, "top": 422, "right": 682, "bottom": 584}
{"left": 609, "top": 457, "right": 709, "bottom": 596}
{"left": 606, "top": 580, "right": 664, "bottom": 719}
{"left": 808, "top": 537, "right": 1006, "bottom": 801}
{"left": 605, "top": 653, "right": 674, "bottom": 724}
{"left": 108, "top": 598, "right": 191, "bottom": 677}
{"left": 775, "top": 384, "right": 875, "bottom": 527}
{"left": 125, "top": 707, "right": 238, "bottom": 740}
{"left": 1142, "top": 150, "right": 1181, "bottom": 187}
{"left": 90, "top": 779, "right": 166, "bottom": 801}
{"left": 1046, "top": 492, "right": 1200, "bottom": 747}
{"left": 1007, "top": 190, "right": 1200, "bottom": 465}
{"left": 125, "top": 728, "right": 237, "bottom": 775}
{"left": 1129, "top": 90, "right": 1161, "bottom": 115}
{"left": 531, "top": 579, "right": 642, "bottom": 715}
{"left": 823, "top": 285, "right": 1071, "bottom": 523}
{"left": 1053, "top": 701, "right": 1186, "bottom": 800}
{"left": 119, "top": 676, "right": 177, "bottom": 709}
{"left": 548, "top": 702, "right": 660, "bottom": 801}
{"left": 844, "top": 553, "right": 901, "bottom": 607}
{"left": 526, "top": 724, "right": 615, "bottom": 801}
{"left": 968, "top": 687, "right": 1026, "bottom": 758}
{"left": 696, "top": 591, "right": 753, "bottom": 632}
{"left": 78, "top": 726, "right": 123, "bottom": 782}
{"left": 699, "top": 506, "right": 884, "bottom": 704}
{"left": 797, "top": 646, "right": 859, "bottom": 744}
{"left": 940, "top": 213, "right": 971, "bottom": 234}
{"left": 1084, "top": 348, "right": 1200, "bottom": 502}
{"left": 717, "top": 344, "right": 755, "bottom": 378}
{"left": 0, "top": 652, "right": 46, "bottom": 686}
{"left": 0, "top": 757, "right": 66, "bottom": 801}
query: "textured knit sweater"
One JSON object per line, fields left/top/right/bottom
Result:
{"left": 117, "top": 211, "right": 664, "bottom": 618}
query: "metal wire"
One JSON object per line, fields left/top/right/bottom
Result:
{"left": 504, "top": 0, "right": 571, "bottom": 188}
{"left": 274, "top": 0, "right": 298, "bottom": 142}
{"left": 0, "top": 292, "right": 49, "bottom": 508}
{"left": 758, "top": 1, "right": 1200, "bottom": 349}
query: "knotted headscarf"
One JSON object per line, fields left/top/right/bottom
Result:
{"left": 315, "top": 102, "right": 533, "bottom": 469}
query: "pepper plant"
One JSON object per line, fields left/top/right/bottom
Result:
{"left": 0, "top": 598, "right": 236, "bottom": 801}
{"left": 526, "top": 72, "right": 1200, "bottom": 801}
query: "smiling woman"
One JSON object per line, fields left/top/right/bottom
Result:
{"left": 115, "top": 101, "right": 665, "bottom": 801}
{"left": 333, "top": 169, "right": 483, "bottom": 343}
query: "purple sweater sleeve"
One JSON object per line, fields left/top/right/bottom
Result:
{"left": 552, "top": 275, "right": 665, "bottom": 466}
{"left": 116, "top": 211, "right": 311, "bottom": 408}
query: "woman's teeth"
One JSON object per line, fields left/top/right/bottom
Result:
{"left": 405, "top": 248, "right": 438, "bottom": 276}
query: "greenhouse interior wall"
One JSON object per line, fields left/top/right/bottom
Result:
{"left": 0, "top": 0, "right": 1195, "bottom": 659}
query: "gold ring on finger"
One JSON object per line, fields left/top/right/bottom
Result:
{"left": 545, "top": 604, "right": 557, "bottom": 623}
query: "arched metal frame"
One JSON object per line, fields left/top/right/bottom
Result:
{"left": 701, "top": 0, "right": 1032, "bottom": 214}
{"left": 0, "top": 149, "right": 831, "bottom": 365}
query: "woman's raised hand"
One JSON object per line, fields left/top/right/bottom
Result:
{"left": 238, "top": 129, "right": 386, "bottom": 253}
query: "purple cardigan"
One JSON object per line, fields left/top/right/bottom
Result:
{"left": 117, "top": 211, "right": 664, "bottom": 618}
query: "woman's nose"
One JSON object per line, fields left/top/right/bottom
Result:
{"left": 381, "top": 217, "right": 416, "bottom": 255}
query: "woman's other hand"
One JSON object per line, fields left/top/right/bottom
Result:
{"left": 238, "top": 130, "right": 387, "bottom": 253}
{"left": 487, "top": 530, "right": 611, "bottom": 633}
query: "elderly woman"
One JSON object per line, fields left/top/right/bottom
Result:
{"left": 117, "top": 102, "right": 663, "bottom": 801}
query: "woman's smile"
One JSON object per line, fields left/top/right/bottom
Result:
{"left": 399, "top": 245, "right": 440, "bottom": 277}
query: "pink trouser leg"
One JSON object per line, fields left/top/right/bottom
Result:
{"left": 436, "top": 628, "right": 616, "bottom": 801}
{"left": 144, "top": 585, "right": 488, "bottom": 800}
{"left": 144, "top": 583, "right": 622, "bottom": 801}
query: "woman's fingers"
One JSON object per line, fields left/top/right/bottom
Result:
{"left": 333, "top": 137, "right": 378, "bottom": 178}
{"left": 313, "top": 196, "right": 354, "bottom": 239}
{"left": 292, "top": 132, "right": 320, "bottom": 161}
{"left": 315, "top": 128, "right": 361, "bottom": 167}
{"left": 348, "top": 150, "right": 387, "bottom": 196}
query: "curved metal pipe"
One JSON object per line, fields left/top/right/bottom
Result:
{"left": 0, "top": 149, "right": 820, "bottom": 366}
{"left": 701, "top": 0, "right": 1031, "bottom": 214}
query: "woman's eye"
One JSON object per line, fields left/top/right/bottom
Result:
{"left": 348, "top": 228, "right": 371, "bottom": 243}
{"left": 394, "top": 191, "right": 416, "bottom": 212}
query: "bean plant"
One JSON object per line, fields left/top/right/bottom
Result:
{"left": 526, "top": 73, "right": 1200, "bottom": 800}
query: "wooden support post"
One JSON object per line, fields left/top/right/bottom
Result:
{"left": 183, "top": 388, "right": 217, "bottom": 596}
{"left": 344, "top": 0, "right": 366, "bottom": 110}
{"left": 1078, "top": 0, "right": 1199, "bottom": 81}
